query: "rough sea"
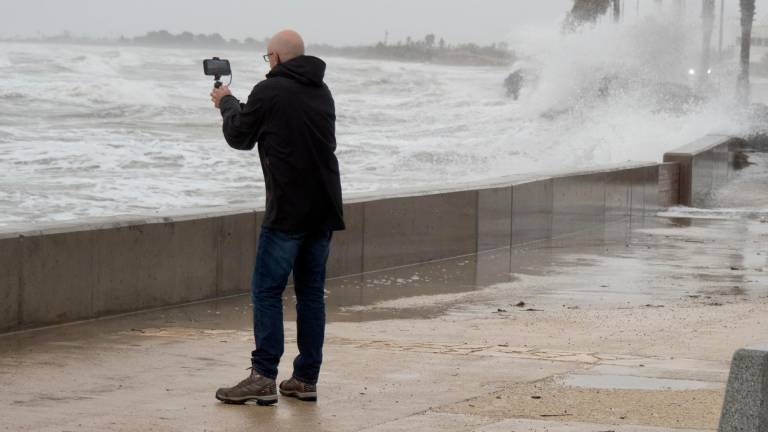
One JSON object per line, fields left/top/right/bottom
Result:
{"left": 0, "top": 19, "right": 761, "bottom": 227}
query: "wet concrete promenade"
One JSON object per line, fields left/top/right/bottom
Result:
{"left": 1, "top": 211, "right": 766, "bottom": 432}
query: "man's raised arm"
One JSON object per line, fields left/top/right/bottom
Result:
{"left": 212, "top": 85, "right": 265, "bottom": 151}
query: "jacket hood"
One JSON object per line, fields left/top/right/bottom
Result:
{"left": 267, "top": 55, "right": 326, "bottom": 87}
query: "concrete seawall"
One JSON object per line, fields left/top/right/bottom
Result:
{"left": 0, "top": 135, "right": 747, "bottom": 332}
{"left": 664, "top": 135, "right": 748, "bottom": 207}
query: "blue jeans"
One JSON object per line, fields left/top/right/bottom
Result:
{"left": 250, "top": 226, "right": 332, "bottom": 385}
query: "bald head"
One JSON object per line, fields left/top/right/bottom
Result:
{"left": 267, "top": 30, "right": 305, "bottom": 67}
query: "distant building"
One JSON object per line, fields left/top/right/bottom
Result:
{"left": 750, "top": 20, "right": 768, "bottom": 65}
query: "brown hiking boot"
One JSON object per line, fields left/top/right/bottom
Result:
{"left": 279, "top": 377, "right": 317, "bottom": 401}
{"left": 215, "top": 369, "right": 278, "bottom": 406}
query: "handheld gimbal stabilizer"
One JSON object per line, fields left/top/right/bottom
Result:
{"left": 203, "top": 57, "right": 232, "bottom": 89}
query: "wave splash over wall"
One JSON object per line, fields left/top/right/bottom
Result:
{"left": 501, "top": 14, "right": 755, "bottom": 169}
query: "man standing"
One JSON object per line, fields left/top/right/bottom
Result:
{"left": 210, "top": 29, "right": 344, "bottom": 406}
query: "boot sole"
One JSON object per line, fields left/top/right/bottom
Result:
{"left": 279, "top": 389, "right": 317, "bottom": 402}
{"left": 216, "top": 393, "right": 278, "bottom": 406}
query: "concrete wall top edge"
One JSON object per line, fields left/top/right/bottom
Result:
{"left": 544, "top": 161, "right": 658, "bottom": 179}
{"left": 338, "top": 161, "right": 658, "bottom": 204}
{"left": 0, "top": 231, "right": 21, "bottom": 240}
{"left": 0, "top": 208, "right": 260, "bottom": 237}
{"left": 0, "top": 160, "right": 661, "bottom": 237}
{"left": 664, "top": 134, "right": 739, "bottom": 156}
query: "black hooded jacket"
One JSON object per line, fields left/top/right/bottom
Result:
{"left": 219, "top": 55, "right": 345, "bottom": 232}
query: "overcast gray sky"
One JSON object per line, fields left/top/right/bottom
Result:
{"left": 0, "top": 0, "right": 573, "bottom": 45}
{"left": 1, "top": 0, "right": 763, "bottom": 46}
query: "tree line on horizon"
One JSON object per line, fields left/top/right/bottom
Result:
{"left": 128, "top": 30, "right": 267, "bottom": 48}
{"left": 6, "top": 29, "right": 515, "bottom": 66}
{"left": 315, "top": 34, "right": 514, "bottom": 65}
{"left": 130, "top": 30, "right": 514, "bottom": 63}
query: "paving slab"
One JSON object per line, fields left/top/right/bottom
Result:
{"left": 476, "top": 418, "right": 711, "bottom": 432}
{"left": 360, "top": 412, "right": 496, "bottom": 432}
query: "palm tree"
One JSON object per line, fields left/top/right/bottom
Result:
{"left": 718, "top": 0, "right": 725, "bottom": 60}
{"left": 739, "top": 0, "right": 756, "bottom": 104}
{"left": 564, "top": 0, "right": 616, "bottom": 30}
{"left": 673, "top": 0, "right": 685, "bottom": 20}
{"left": 699, "top": 0, "right": 716, "bottom": 89}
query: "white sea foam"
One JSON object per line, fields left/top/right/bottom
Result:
{"left": 0, "top": 15, "right": 764, "bottom": 227}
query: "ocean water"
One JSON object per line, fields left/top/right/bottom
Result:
{"left": 0, "top": 18, "right": 761, "bottom": 226}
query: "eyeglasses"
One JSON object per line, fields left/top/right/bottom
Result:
{"left": 263, "top": 52, "right": 274, "bottom": 62}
